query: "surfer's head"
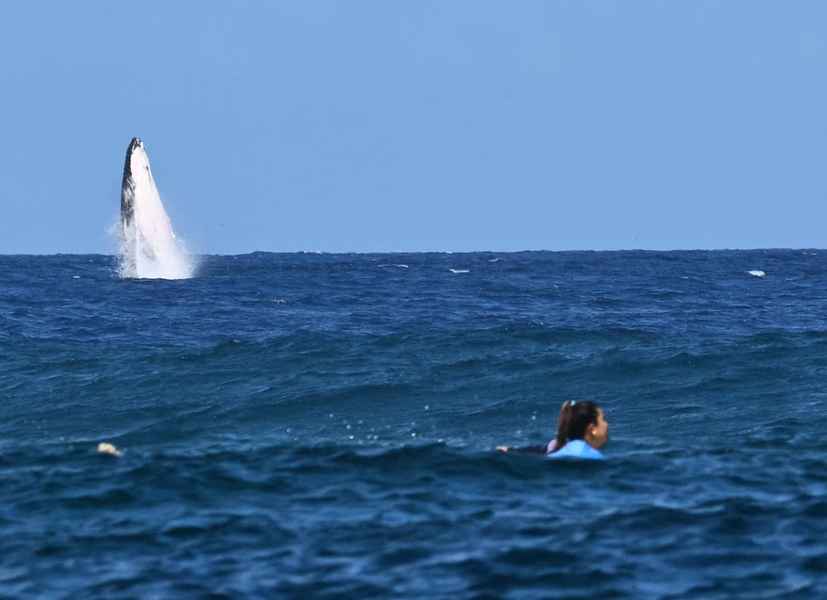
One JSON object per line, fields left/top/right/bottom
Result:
{"left": 552, "top": 400, "right": 608, "bottom": 451}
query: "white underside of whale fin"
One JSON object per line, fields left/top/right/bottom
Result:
{"left": 119, "top": 145, "right": 194, "bottom": 280}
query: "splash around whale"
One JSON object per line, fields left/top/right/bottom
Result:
{"left": 119, "top": 138, "right": 195, "bottom": 279}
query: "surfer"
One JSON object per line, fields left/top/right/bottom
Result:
{"left": 497, "top": 400, "right": 608, "bottom": 459}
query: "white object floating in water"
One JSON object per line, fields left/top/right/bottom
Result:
{"left": 72, "top": 275, "right": 81, "bottom": 279}
{"left": 449, "top": 269, "right": 470, "bottom": 274}
{"left": 97, "top": 442, "right": 122, "bottom": 457}
{"left": 748, "top": 270, "right": 766, "bottom": 278}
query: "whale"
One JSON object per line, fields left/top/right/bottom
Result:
{"left": 119, "top": 138, "right": 193, "bottom": 279}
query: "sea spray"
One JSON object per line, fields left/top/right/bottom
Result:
{"left": 118, "top": 138, "right": 195, "bottom": 279}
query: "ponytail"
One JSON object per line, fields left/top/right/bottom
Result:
{"left": 551, "top": 400, "right": 600, "bottom": 453}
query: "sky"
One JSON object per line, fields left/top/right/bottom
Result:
{"left": 1, "top": 0, "right": 825, "bottom": 254}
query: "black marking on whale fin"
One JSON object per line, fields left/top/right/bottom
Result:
{"left": 121, "top": 137, "right": 142, "bottom": 228}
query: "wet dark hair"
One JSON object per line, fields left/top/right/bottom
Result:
{"left": 551, "top": 400, "right": 601, "bottom": 452}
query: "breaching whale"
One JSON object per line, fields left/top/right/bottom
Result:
{"left": 119, "top": 138, "right": 193, "bottom": 279}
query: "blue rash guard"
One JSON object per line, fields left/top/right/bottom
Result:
{"left": 546, "top": 439, "right": 604, "bottom": 460}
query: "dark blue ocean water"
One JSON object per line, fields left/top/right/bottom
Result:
{"left": 2, "top": 251, "right": 827, "bottom": 598}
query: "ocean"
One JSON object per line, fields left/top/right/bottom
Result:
{"left": 1, "top": 250, "right": 826, "bottom": 598}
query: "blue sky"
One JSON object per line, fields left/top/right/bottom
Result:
{"left": 1, "top": 1, "right": 825, "bottom": 254}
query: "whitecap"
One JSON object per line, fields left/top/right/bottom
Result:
{"left": 748, "top": 270, "right": 766, "bottom": 278}
{"left": 449, "top": 269, "right": 470, "bottom": 274}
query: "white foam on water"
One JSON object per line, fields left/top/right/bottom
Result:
{"left": 449, "top": 268, "right": 470, "bottom": 274}
{"left": 748, "top": 270, "right": 766, "bottom": 278}
{"left": 119, "top": 143, "right": 195, "bottom": 280}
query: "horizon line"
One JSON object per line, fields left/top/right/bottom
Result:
{"left": 0, "top": 247, "right": 823, "bottom": 258}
